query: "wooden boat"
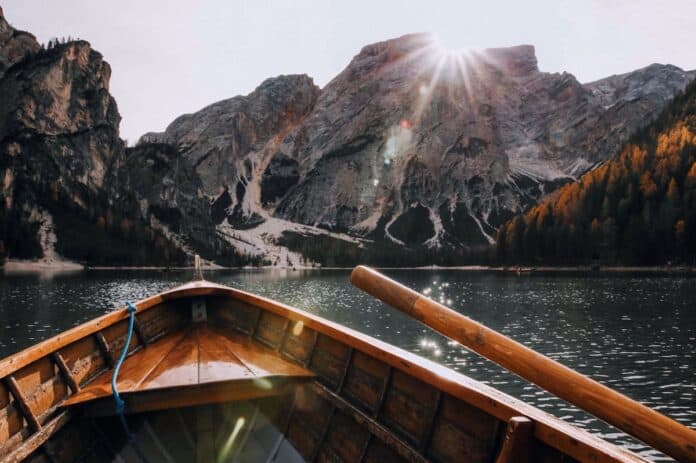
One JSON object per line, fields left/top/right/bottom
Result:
{"left": 0, "top": 263, "right": 694, "bottom": 463}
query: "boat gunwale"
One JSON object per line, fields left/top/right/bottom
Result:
{"left": 0, "top": 280, "right": 648, "bottom": 463}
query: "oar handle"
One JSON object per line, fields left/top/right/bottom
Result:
{"left": 350, "top": 265, "right": 696, "bottom": 463}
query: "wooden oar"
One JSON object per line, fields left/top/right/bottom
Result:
{"left": 350, "top": 265, "right": 696, "bottom": 463}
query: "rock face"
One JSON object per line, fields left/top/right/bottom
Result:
{"left": 0, "top": 8, "right": 234, "bottom": 265}
{"left": 145, "top": 33, "right": 694, "bottom": 260}
{"left": 0, "top": 7, "right": 40, "bottom": 79}
{"left": 141, "top": 74, "right": 320, "bottom": 229}
{"left": 2, "top": 11, "right": 694, "bottom": 265}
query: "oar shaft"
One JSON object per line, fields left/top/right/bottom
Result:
{"left": 350, "top": 266, "right": 696, "bottom": 463}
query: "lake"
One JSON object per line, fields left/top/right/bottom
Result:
{"left": 0, "top": 269, "right": 694, "bottom": 461}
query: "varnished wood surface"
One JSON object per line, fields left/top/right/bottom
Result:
{"left": 216, "top": 283, "right": 646, "bottom": 462}
{"left": 495, "top": 417, "right": 534, "bottom": 463}
{"left": 350, "top": 265, "right": 696, "bottom": 463}
{"left": 0, "top": 280, "right": 230, "bottom": 379}
{"left": 61, "top": 325, "right": 314, "bottom": 408}
{"left": 0, "top": 278, "right": 651, "bottom": 463}
{"left": 0, "top": 411, "right": 71, "bottom": 463}
{"left": 81, "top": 376, "right": 312, "bottom": 417}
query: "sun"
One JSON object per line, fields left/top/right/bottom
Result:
{"left": 368, "top": 32, "right": 504, "bottom": 190}
{"left": 428, "top": 34, "right": 469, "bottom": 59}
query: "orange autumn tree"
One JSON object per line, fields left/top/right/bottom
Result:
{"left": 496, "top": 78, "right": 696, "bottom": 265}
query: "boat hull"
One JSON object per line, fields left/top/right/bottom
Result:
{"left": 0, "top": 280, "right": 647, "bottom": 462}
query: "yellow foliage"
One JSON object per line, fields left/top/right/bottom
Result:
{"left": 656, "top": 122, "right": 695, "bottom": 158}
{"left": 667, "top": 178, "right": 680, "bottom": 203}
{"left": 686, "top": 162, "right": 696, "bottom": 188}
{"left": 626, "top": 145, "right": 648, "bottom": 174}
{"left": 639, "top": 172, "right": 657, "bottom": 199}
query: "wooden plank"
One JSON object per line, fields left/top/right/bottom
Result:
{"left": 142, "top": 420, "right": 176, "bottom": 463}
{"left": 342, "top": 351, "right": 391, "bottom": 414}
{"left": 303, "top": 330, "right": 319, "bottom": 368}
{"left": 93, "top": 332, "right": 114, "bottom": 368}
{"left": 0, "top": 411, "right": 70, "bottom": 463}
{"left": 374, "top": 366, "right": 392, "bottom": 418}
{"left": 380, "top": 369, "right": 440, "bottom": 448}
{"left": 420, "top": 390, "right": 441, "bottom": 452}
{"left": 61, "top": 329, "right": 188, "bottom": 407}
{"left": 310, "top": 407, "right": 335, "bottom": 462}
{"left": 358, "top": 434, "right": 372, "bottom": 463}
{"left": 281, "top": 323, "right": 317, "bottom": 365}
{"left": 208, "top": 297, "right": 263, "bottom": 335}
{"left": 0, "top": 278, "right": 652, "bottom": 463}
{"left": 197, "top": 327, "right": 253, "bottom": 383}
{"left": 0, "top": 280, "right": 218, "bottom": 380}
{"left": 63, "top": 326, "right": 314, "bottom": 408}
{"left": 0, "top": 403, "right": 26, "bottom": 450}
{"left": 337, "top": 348, "right": 354, "bottom": 392}
{"left": 3, "top": 376, "right": 40, "bottom": 433}
{"left": 83, "top": 376, "right": 313, "bottom": 416}
{"left": 139, "top": 328, "right": 198, "bottom": 389}
{"left": 175, "top": 409, "right": 196, "bottom": 451}
{"left": 351, "top": 266, "right": 696, "bottom": 463}
{"left": 284, "top": 392, "right": 329, "bottom": 460}
{"left": 254, "top": 312, "right": 290, "bottom": 350}
{"left": 308, "top": 335, "right": 351, "bottom": 390}
{"left": 426, "top": 393, "right": 502, "bottom": 463}
{"left": 362, "top": 437, "right": 409, "bottom": 463}
{"left": 51, "top": 353, "right": 79, "bottom": 394}
{"left": 196, "top": 406, "right": 215, "bottom": 463}
{"left": 132, "top": 317, "right": 149, "bottom": 346}
{"left": 319, "top": 410, "right": 371, "bottom": 463}
{"left": 221, "top": 331, "right": 314, "bottom": 379}
{"left": 58, "top": 337, "right": 104, "bottom": 387}
{"left": 495, "top": 416, "right": 534, "bottom": 463}
{"left": 312, "top": 383, "right": 428, "bottom": 463}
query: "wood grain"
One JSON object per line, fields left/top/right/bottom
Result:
{"left": 61, "top": 325, "right": 313, "bottom": 410}
{"left": 495, "top": 416, "right": 534, "bottom": 463}
{"left": 350, "top": 265, "right": 696, "bottom": 463}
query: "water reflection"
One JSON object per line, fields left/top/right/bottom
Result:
{"left": 1, "top": 269, "right": 694, "bottom": 461}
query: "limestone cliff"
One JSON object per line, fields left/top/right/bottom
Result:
{"left": 2, "top": 11, "right": 694, "bottom": 265}
{"left": 144, "top": 34, "right": 694, "bottom": 263}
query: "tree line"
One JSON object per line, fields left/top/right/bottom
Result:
{"left": 496, "top": 79, "right": 696, "bottom": 266}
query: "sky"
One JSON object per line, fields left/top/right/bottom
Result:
{"left": 4, "top": 0, "right": 695, "bottom": 143}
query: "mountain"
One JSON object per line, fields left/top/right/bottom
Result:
{"left": 141, "top": 34, "right": 694, "bottom": 265}
{"left": 1, "top": 10, "right": 694, "bottom": 266}
{"left": 496, "top": 78, "right": 696, "bottom": 265}
{"left": 0, "top": 7, "right": 249, "bottom": 266}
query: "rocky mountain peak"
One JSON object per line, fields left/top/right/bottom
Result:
{"left": 2, "top": 16, "right": 695, "bottom": 266}
{"left": 482, "top": 44, "right": 538, "bottom": 76}
{"left": 0, "top": 6, "right": 41, "bottom": 79}
{"left": 128, "top": 34, "right": 695, "bottom": 263}
{"left": 0, "top": 39, "right": 119, "bottom": 138}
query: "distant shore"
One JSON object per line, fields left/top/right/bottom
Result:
{"left": 3, "top": 259, "right": 695, "bottom": 275}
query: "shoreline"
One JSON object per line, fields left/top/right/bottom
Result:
{"left": 3, "top": 259, "right": 695, "bottom": 275}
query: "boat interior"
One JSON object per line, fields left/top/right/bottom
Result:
{"left": 0, "top": 279, "right": 662, "bottom": 462}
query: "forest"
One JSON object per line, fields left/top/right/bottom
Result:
{"left": 496, "top": 80, "right": 696, "bottom": 265}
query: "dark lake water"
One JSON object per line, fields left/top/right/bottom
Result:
{"left": 0, "top": 269, "right": 694, "bottom": 461}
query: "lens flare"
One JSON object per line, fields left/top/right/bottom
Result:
{"left": 218, "top": 417, "right": 246, "bottom": 462}
{"left": 357, "top": 33, "right": 505, "bottom": 217}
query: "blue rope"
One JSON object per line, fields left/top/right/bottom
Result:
{"left": 112, "top": 301, "right": 137, "bottom": 441}
{"left": 109, "top": 302, "right": 152, "bottom": 463}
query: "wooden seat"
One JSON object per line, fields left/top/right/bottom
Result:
{"left": 61, "top": 324, "right": 314, "bottom": 415}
